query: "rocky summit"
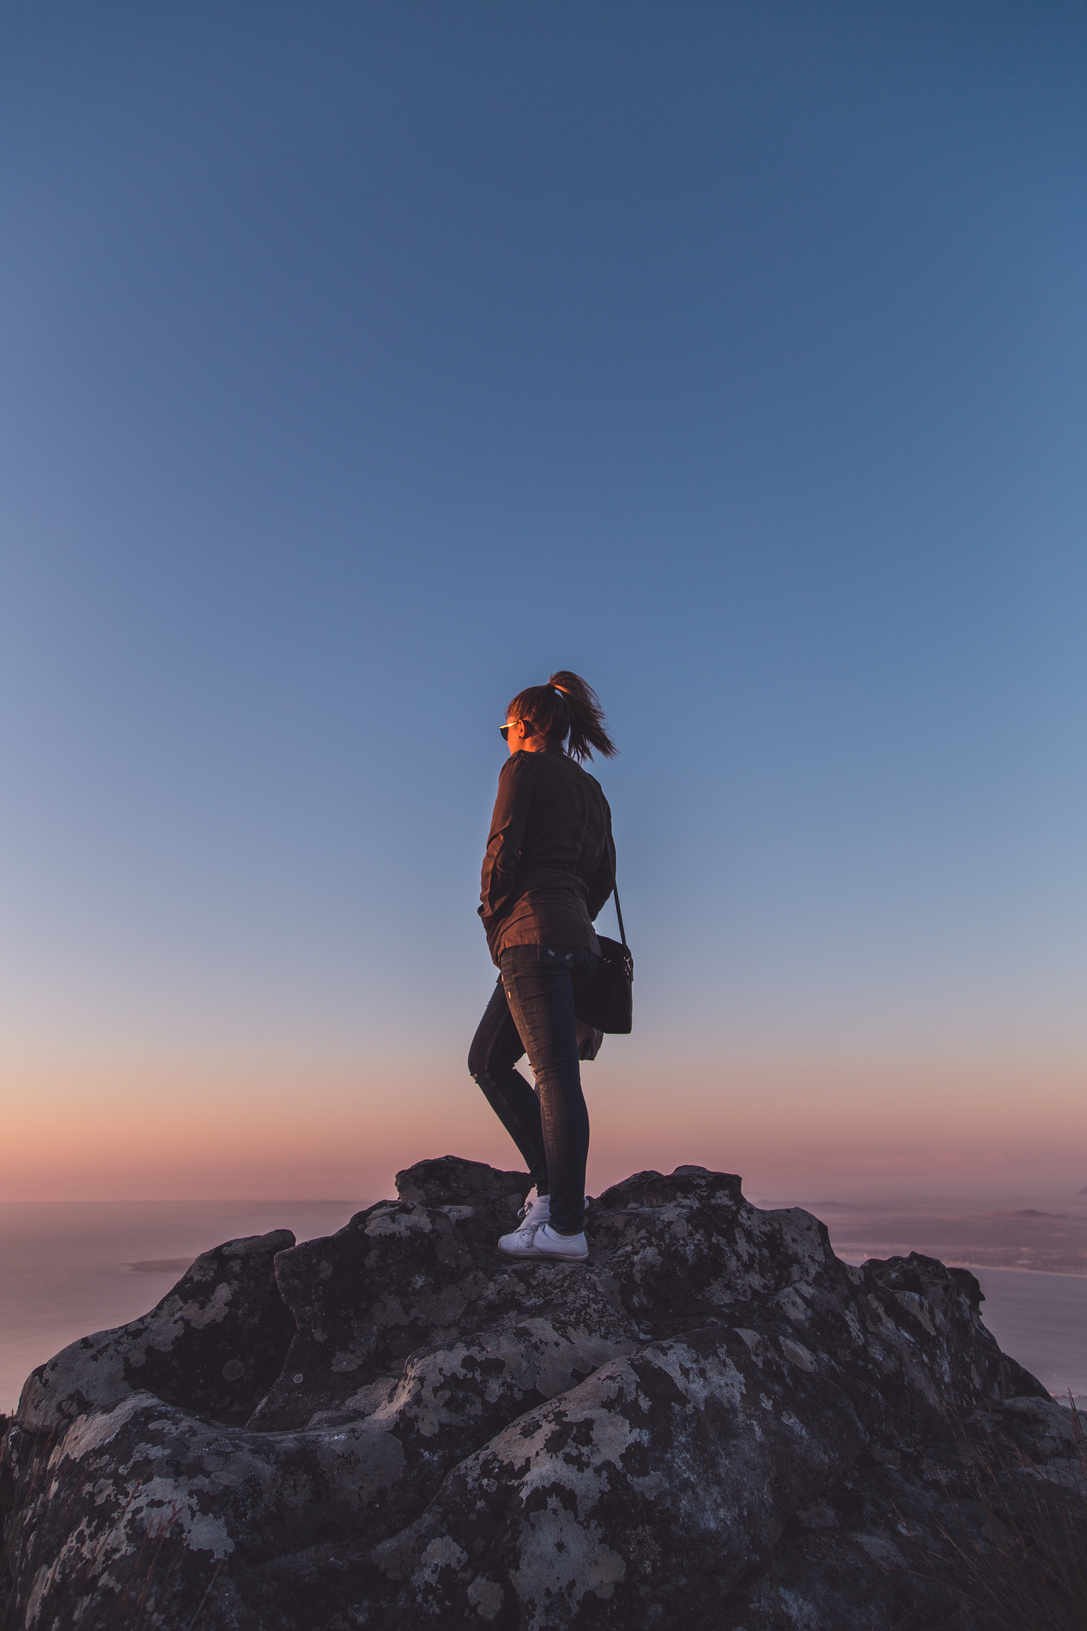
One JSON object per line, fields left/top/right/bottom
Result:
{"left": 1, "top": 1159, "right": 1083, "bottom": 1630}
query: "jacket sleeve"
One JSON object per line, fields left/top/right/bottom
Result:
{"left": 478, "top": 755, "right": 534, "bottom": 955}
{"left": 585, "top": 802, "right": 617, "bottom": 921}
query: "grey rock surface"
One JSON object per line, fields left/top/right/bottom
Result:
{"left": 0, "top": 1158, "right": 1076, "bottom": 1630}
{"left": 16, "top": 1230, "right": 296, "bottom": 1434}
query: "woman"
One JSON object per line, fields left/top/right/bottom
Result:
{"left": 469, "top": 670, "right": 617, "bottom": 1262}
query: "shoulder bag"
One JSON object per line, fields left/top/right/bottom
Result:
{"left": 575, "top": 886, "right": 633, "bottom": 1034}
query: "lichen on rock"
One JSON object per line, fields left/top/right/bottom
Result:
{"left": 0, "top": 1157, "right": 1074, "bottom": 1630}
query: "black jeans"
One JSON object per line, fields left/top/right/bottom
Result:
{"left": 468, "top": 944, "right": 601, "bottom": 1236}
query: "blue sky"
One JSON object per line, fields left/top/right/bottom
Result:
{"left": 1, "top": 1, "right": 1085, "bottom": 1197}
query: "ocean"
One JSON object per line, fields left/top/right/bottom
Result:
{"left": 2, "top": 1196, "right": 1085, "bottom": 1416}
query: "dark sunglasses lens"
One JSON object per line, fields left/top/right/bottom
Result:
{"left": 500, "top": 725, "right": 510, "bottom": 739}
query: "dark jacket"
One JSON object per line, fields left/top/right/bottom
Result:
{"left": 478, "top": 749, "right": 616, "bottom": 965}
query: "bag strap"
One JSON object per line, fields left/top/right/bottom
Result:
{"left": 613, "top": 884, "right": 627, "bottom": 949}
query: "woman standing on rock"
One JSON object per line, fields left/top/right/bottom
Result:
{"left": 469, "top": 671, "right": 617, "bottom": 1263}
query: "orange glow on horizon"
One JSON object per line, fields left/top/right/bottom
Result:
{"left": 3, "top": 1049, "right": 1086, "bottom": 1203}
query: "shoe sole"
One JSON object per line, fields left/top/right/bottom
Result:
{"left": 497, "top": 1244, "right": 589, "bottom": 1263}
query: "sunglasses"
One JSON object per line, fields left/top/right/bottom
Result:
{"left": 499, "top": 720, "right": 535, "bottom": 740}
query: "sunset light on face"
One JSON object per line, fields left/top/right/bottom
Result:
{"left": 0, "top": 1, "right": 1084, "bottom": 1210}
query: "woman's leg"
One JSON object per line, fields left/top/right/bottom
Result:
{"left": 468, "top": 977, "right": 548, "bottom": 1192}
{"left": 499, "top": 947, "right": 598, "bottom": 1236}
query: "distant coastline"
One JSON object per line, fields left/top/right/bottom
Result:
{"left": 126, "top": 1258, "right": 195, "bottom": 1274}
{"left": 815, "top": 1201, "right": 1087, "bottom": 1278}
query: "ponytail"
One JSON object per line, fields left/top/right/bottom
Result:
{"left": 506, "top": 670, "right": 616, "bottom": 763}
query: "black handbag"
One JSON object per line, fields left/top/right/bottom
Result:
{"left": 575, "top": 887, "right": 633, "bottom": 1034}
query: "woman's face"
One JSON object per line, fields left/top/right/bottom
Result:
{"left": 505, "top": 715, "right": 529, "bottom": 755}
{"left": 505, "top": 715, "right": 543, "bottom": 755}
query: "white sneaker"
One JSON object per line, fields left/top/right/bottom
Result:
{"left": 518, "top": 1191, "right": 551, "bottom": 1227}
{"left": 498, "top": 1222, "right": 589, "bottom": 1262}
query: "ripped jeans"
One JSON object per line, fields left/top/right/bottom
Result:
{"left": 468, "top": 944, "right": 601, "bottom": 1236}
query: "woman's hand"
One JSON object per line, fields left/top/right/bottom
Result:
{"left": 577, "top": 1022, "right": 604, "bottom": 1061}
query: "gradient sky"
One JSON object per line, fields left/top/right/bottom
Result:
{"left": 1, "top": 1, "right": 1085, "bottom": 1203}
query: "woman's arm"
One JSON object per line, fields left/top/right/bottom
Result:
{"left": 585, "top": 806, "right": 617, "bottom": 921}
{"left": 478, "top": 755, "right": 535, "bottom": 953}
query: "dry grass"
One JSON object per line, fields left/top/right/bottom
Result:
{"left": 908, "top": 1401, "right": 1087, "bottom": 1631}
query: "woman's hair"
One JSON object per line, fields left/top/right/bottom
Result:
{"left": 507, "top": 670, "right": 617, "bottom": 763}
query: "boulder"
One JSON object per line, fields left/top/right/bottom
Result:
{"left": 16, "top": 1229, "right": 296, "bottom": 1434}
{"left": 0, "top": 1158, "right": 1072, "bottom": 1631}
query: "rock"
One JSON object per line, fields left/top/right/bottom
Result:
{"left": 0, "top": 1158, "right": 1072, "bottom": 1631}
{"left": 17, "top": 1229, "right": 296, "bottom": 1432}
{"left": 393, "top": 1155, "right": 531, "bottom": 1209}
